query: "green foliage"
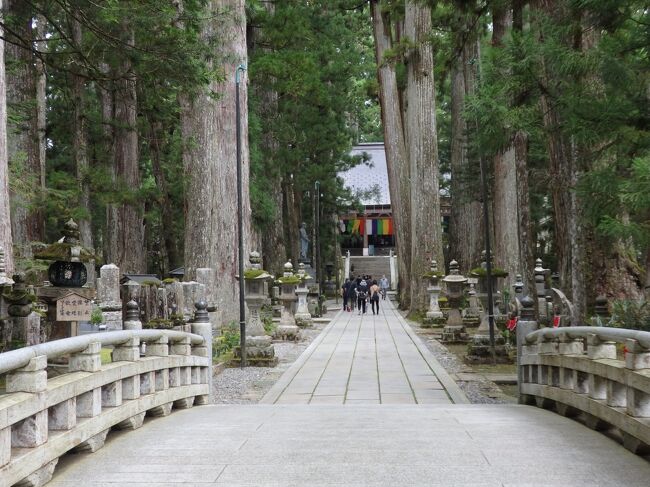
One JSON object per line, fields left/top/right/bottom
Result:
{"left": 606, "top": 300, "right": 650, "bottom": 332}
{"left": 469, "top": 267, "right": 509, "bottom": 278}
{"left": 90, "top": 307, "right": 104, "bottom": 326}
{"left": 213, "top": 322, "right": 241, "bottom": 359}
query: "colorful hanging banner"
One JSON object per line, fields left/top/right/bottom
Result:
{"left": 342, "top": 218, "right": 393, "bottom": 236}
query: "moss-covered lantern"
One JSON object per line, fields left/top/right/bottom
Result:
{"left": 35, "top": 219, "right": 95, "bottom": 288}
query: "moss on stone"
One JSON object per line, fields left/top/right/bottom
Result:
{"left": 276, "top": 275, "right": 301, "bottom": 285}
{"left": 244, "top": 269, "right": 270, "bottom": 279}
{"left": 422, "top": 271, "right": 445, "bottom": 279}
{"left": 34, "top": 242, "right": 96, "bottom": 263}
{"left": 470, "top": 267, "right": 509, "bottom": 278}
{"left": 162, "top": 278, "right": 178, "bottom": 284}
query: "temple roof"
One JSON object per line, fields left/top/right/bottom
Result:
{"left": 340, "top": 143, "right": 390, "bottom": 206}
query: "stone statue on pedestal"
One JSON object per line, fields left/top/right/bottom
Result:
{"left": 299, "top": 223, "right": 309, "bottom": 262}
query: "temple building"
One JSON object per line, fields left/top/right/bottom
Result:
{"left": 339, "top": 142, "right": 450, "bottom": 256}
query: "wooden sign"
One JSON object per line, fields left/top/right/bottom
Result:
{"left": 56, "top": 292, "right": 93, "bottom": 322}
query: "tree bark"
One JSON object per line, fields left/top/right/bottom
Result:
{"left": 404, "top": 1, "right": 444, "bottom": 312}
{"left": 0, "top": 0, "right": 14, "bottom": 273}
{"left": 491, "top": 5, "right": 523, "bottom": 289}
{"left": 182, "top": 0, "right": 251, "bottom": 324}
{"left": 450, "top": 9, "right": 483, "bottom": 273}
{"left": 105, "top": 26, "right": 145, "bottom": 273}
{"left": 5, "top": 1, "right": 45, "bottom": 258}
{"left": 371, "top": 0, "right": 411, "bottom": 308}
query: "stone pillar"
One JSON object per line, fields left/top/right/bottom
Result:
{"left": 516, "top": 296, "right": 538, "bottom": 401}
{"left": 534, "top": 258, "right": 551, "bottom": 322}
{"left": 97, "top": 263, "right": 122, "bottom": 330}
{"left": 196, "top": 267, "right": 219, "bottom": 331}
{"left": 123, "top": 300, "right": 142, "bottom": 330}
{"left": 295, "top": 263, "right": 313, "bottom": 328}
{"left": 389, "top": 250, "right": 398, "bottom": 291}
{"left": 191, "top": 300, "right": 212, "bottom": 403}
{"left": 625, "top": 339, "right": 650, "bottom": 417}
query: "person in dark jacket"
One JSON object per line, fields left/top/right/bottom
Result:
{"left": 347, "top": 278, "right": 357, "bottom": 311}
{"left": 356, "top": 279, "right": 368, "bottom": 315}
{"left": 342, "top": 278, "right": 350, "bottom": 312}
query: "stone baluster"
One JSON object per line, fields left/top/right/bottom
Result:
{"left": 624, "top": 339, "right": 650, "bottom": 418}
{"left": 191, "top": 300, "right": 212, "bottom": 405}
{"left": 586, "top": 334, "right": 615, "bottom": 402}
{"left": 517, "top": 296, "right": 538, "bottom": 387}
{"left": 5, "top": 356, "right": 48, "bottom": 455}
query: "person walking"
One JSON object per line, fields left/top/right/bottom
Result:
{"left": 356, "top": 278, "right": 368, "bottom": 315}
{"left": 341, "top": 278, "right": 350, "bottom": 312}
{"left": 379, "top": 275, "right": 389, "bottom": 300}
{"left": 370, "top": 280, "right": 380, "bottom": 315}
{"left": 347, "top": 277, "right": 357, "bottom": 312}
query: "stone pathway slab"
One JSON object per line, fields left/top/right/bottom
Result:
{"left": 262, "top": 298, "right": 467, "bottom": 404}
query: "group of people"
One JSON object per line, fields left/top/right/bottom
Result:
{"left": 341, "top": 274, "right": 390, "bottom": 315}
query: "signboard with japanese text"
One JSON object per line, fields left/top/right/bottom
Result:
{"left": 56, "top": 292, "right": 93, "bottom": 322}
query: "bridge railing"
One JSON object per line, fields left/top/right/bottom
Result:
{"left": 520, "top": 325, "right": 650, "bottom": 453}
{"left": 0, "top": 329, "right": 211, "bottom": 487}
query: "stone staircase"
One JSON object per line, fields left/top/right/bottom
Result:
{"left": 348, "top": 256, "right": 391, "bottom": 281}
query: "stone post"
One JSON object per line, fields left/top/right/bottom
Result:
{"left": 7, "top": 273, "right": 40, "bottom": 346}
{"left": 123, "top": 300, "right": 142, "bottom": 330}
{"left": 195, "top": 267, "right": 219, "bottom": 331}
{"left": 389, "top": 250, "right": 398, "bottom": 291}
{"left": 516, "top": 296, "right": 538, "bottom": 402}
{"left": 191, "top": 300, "right": 212, "bottom": 404}
{"left": 8, "top": 356, "right": 49, "bottom": 450}
{"left": 295, "top": 263, "right": 313, "bottom": 328}
{"left": 625, "top": 338, "right": 650, "bottom": 418}
{"left": 97, "top": 263, "right": 123, "bottom": 330}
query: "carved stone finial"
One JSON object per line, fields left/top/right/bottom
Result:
{"left": 514, "top": 274, "right": 524, "bottom": 293}
{"left": 595, "top": 295, "right": 609, "bottom": 317}
{"left": 468, "top": 283, "right": 476, "bottom": 296}
{"left": 449, "top": 260, "right": 459, "bottom": 275}
{"left": 520, "top": 295, "right": 535, "bottom": 320}
{"left": 193, "top": 300, "right": 209, "bottom": 323}
{"left": 249, "top": 251, "right": 262, "bottom": 269}
{"left": 283, "top": 261, "right": 294, "bottom": 278}
{"left": 125, "top": 300, "right": 139, "bottom": 321}
{"left": 62, "top": 219, "right": 81, "bottom": 245}
{"left": 430, "top": 259, "right": 438, "bottom": 272}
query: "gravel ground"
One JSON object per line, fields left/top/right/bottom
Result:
{"left": 210, "top": 309, "right": 334, "bottom": 404}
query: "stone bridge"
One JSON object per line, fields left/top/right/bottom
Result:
{"left": 2, "top": 299, "right": 650, "bottom": 487}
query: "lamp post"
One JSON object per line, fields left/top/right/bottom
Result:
{"left": 470, "top": 56, "right": 496, "bottom": 364}
{"left": 314, "top": 180, "right": 321, "bottom": 292}
{"left": 236, "top": 63, "right": 247, "bottom": 368}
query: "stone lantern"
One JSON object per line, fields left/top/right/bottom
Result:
{"left": 35, "top": 219, "right": 94, "bottom": 288}
{"left": 274, "top": 261, "right": 301, "bottom": 341}
{"left": 234, "top": 251, "right": 277, "bottom": 366}
{"left": 422, "top": 259, "right": 444, "bottom": 327}
{"left": 295, "top": 263, "right": 313, "bottom": 328}
{"left": 441, "top": 260, "right": 468, "bottom": 343}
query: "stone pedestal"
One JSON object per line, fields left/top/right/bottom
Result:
{"left": 465, "top": 334, "right": 512, "bottom": 364}
{"left": 462, "top": 284, "right": 481, "bottom": 327}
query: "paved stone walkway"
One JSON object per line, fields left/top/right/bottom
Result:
{"left": 49, "top": 404, "right": 650, "bottom": 486}
{"left": 47, "top": 298, "right": 650, "bottom": 486}
{"left": 261, "top": 298, "right": 467, "bottom": 405}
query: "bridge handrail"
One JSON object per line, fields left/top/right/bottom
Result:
{"left": 0, "top": 329, "right": 204, "bottom": 375}
{"left": 519, "top": 324, "right": 650, "bottom": 455}
{"left": 0, "top": 329, "right": 211, "bottom": 487}
{"left": 524, "top": 325, "right": 650, "bottom": 349}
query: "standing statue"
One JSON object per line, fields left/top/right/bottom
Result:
{"left": 299, "top": 223, "right": 309, "bottom": 262}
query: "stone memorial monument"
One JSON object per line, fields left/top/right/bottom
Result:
{"left": 294, "top": 263, "right": 313, "bottom": 328}
{"left": 422, "top": 259, "right": 444, "bottom": 328}
{"left": 274, "top": 261, "right": 301, "bottom": 341}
